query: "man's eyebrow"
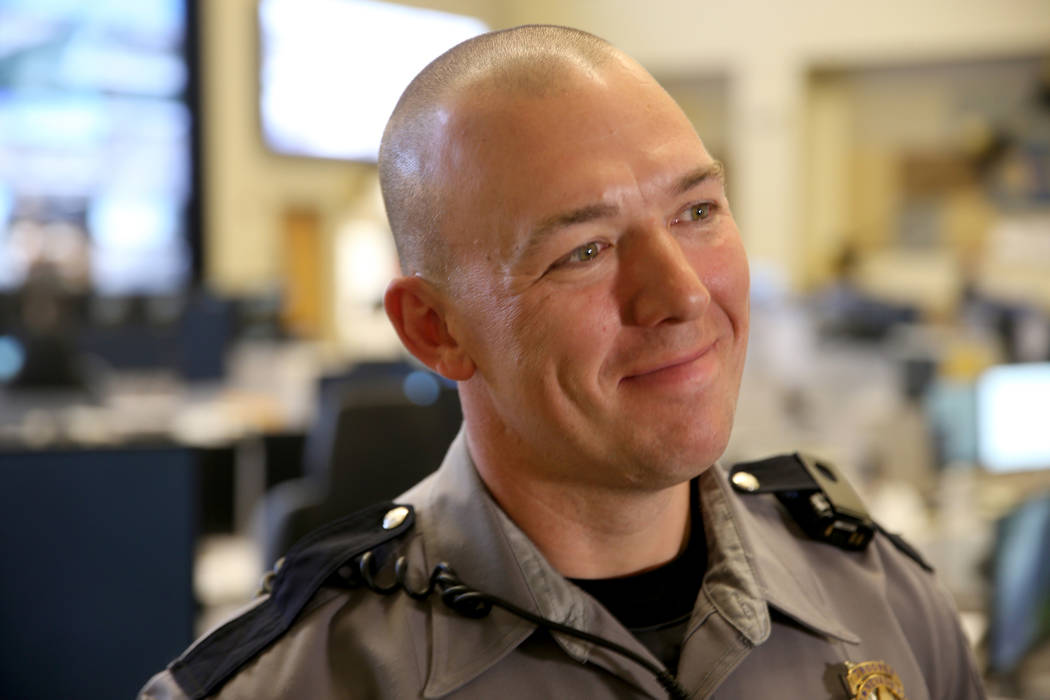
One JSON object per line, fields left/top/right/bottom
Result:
{"left": 533, "top": 202, "right": 620, "bottom": 239}
{"left": 518, "top": 202, "right": 620, "bottom": 261}
{"left": 515, "top": 161, "right": 726, "bottom": 263}
{"left": 672, "top": 161, "right": 726, "bottom": 196}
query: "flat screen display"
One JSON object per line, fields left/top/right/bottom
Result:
{"left": 258, "top": 0, "right": 487, "bottom": 162}
{"left": 0, "top": 0, "right": 196, "bottom": 295}
{"left": 976, "top": 362, "right": 1050, "bottom": 472}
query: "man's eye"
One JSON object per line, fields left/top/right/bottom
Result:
{"left": 553, "top": 241, "right": 608, "bottom": 268}
{"left": 678, "top": 203, "right": 711, "bottom": 223}
{"left": 570, "top": 242, "right": 602, "bottom": 262}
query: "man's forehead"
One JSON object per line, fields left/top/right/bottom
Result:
{"left": 438, "top": 63, "right": 698, "bottom": 170}
{"left": 426, "top": 58, "right": 711, "bottom": 258}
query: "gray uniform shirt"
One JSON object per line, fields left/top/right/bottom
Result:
{"left": 141, "top": 431, "right": 986, "bottom": 699}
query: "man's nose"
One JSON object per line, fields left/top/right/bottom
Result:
{"left": 619, "top": 226, "right": 710, "bottom": 327}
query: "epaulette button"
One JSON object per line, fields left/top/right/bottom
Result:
{"left": 731, "top": 471, "right": 760, "bottom": 492}
{"left": 382, "top": 506, "right": 410, "bottom": 530}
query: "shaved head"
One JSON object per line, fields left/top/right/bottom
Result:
{"left": 378, "top": 25, "right": 623, "bottom": 286}
{"left": 379, "top": 22, "right": 750, "bottom": 541}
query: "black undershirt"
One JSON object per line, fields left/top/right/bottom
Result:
{"left": 569, "top": 480, "right": 707, "bottom": 672}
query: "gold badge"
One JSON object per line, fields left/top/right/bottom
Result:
{"left": 841, "top": 660, "right": 907, "bottom": 700}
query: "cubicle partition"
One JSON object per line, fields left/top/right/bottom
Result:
{"left": 0, "top": 446, "right": 197, "bottom": 699}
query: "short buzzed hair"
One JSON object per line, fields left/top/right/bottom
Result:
{"left": 378, "top": 25, "right": 618, "bottom": 285}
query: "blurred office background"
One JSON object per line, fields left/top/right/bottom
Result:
{"left": 0, "top": 0, "right": 1048, "bottom": 697}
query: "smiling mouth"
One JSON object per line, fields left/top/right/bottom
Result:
{"left": 621, "top": 342, "right": 717, "bottom": 383}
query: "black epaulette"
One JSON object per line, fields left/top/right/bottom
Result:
{"left": 169, "top": 501, "right": 416, "bottom": 699}
{"left": 729, "top": 453, "right": 933, "bottom": 572}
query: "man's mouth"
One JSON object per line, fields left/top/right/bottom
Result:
{"left": 620, "top": 341, "right": 718, "bottom": 385}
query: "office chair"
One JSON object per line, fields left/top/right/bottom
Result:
{"left": 258, "top": 364, "right": 461, "bottom": 566}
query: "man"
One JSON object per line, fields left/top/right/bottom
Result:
{"left": 142, "top": 26, "right": 985, "bottom": 699}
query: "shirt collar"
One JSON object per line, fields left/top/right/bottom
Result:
{"left": 399, "top": 434, "right": 858, "bottom": 697}
{"left": 401, "top": 430, "right": 668, "bottom": 698}
{"left": 705, "top": 462, "right": 861, "bottom": 645}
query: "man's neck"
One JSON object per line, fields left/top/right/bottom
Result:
{"left": 468, "top": 436, "right": 693, "bottom": 579}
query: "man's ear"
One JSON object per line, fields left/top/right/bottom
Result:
{"left": 384, "top": 276, "right": 476, "bottom": 381}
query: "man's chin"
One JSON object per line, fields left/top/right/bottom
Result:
{"left": 615, "top": 438, "right": 728, "bottom": 491}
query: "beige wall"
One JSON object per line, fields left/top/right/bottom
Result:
{"left": 506, "top": 0, "right": 1050, "bottom": 283}
{"left": 202, "top": 0, "right": 1050, "bottom": 341}
{"left": 201, "top": 0, "right": 511, "bottom": 344}
{"left": 201, "top": 0, "right": 507, "bottom": 294}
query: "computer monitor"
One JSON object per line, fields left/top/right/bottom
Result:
{"left": 258, "top": 0, "right": 487, "bottom": 162}
{"left": 0, "top": 0, "right": 201, "bottom": 294}
{"left": 976, "top": 362, "right": 1050, "bottom": 473}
